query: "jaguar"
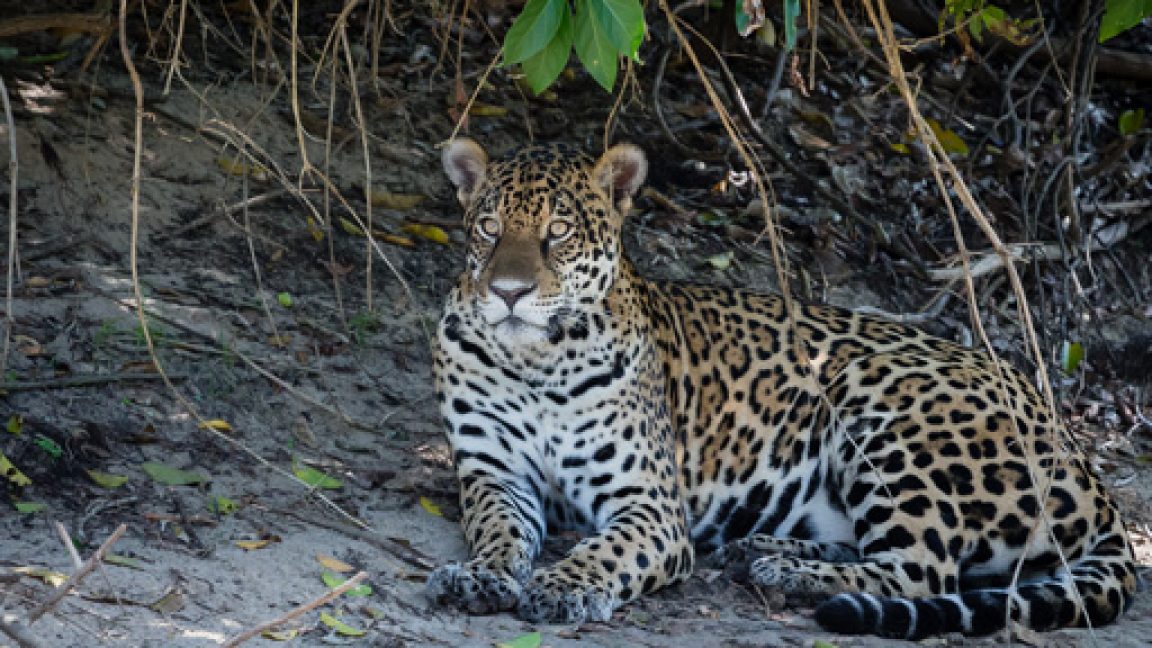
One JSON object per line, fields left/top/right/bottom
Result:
{"left": 425, "top": 138, "right": 1138, "bottom": 638}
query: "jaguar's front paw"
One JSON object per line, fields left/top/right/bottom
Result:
{"left": 426, "top": 561, "right": 522, "bottom": 615}
{"left": 517, "top": 572, "right": 614, "bottom": 624}
{"left": 748, "top": 555, "right": 839, "bottom": 603}
{"left": 708, "top": 539, "right": 755, "bottom": 580}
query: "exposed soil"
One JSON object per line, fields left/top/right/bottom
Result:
{"left": 1, "top": 3, "right": 1151, "bottom": 647}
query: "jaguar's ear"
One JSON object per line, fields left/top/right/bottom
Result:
{"left": 593, "top": 143, "right": 647, "bottom": 215}
{"left": 442, "top": 138, "right": 489, "bottom": 206}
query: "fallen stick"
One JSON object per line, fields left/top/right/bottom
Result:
{"left": 0, "top": 12, "right": 112, "bottom": 39}
{"left": 0, "top": 619, "right": 40, "bottom": 648}
{"left": 0, "top": 373, "right": 185, "bottom": 393}
{"left": 1080, "top": 198, "right": 1152, "bottom": 215}
{"left": 153, "top": 189, "right": 290, "bottom": 242}
{"left": 272, "top": 507, "right": 436, "bottom": 571}
{"left": 853, "top": 291, "right": 953, "bottom": 325}
{"left": 19, "top": 236, "right": 90, "bottom": 265}
{"left": 925, "top": 225, "right": 1135, "bottom": 283}
{"left": 926, "top": 244, "right": 1041, "bottom": 283}
{"left": 26, "top": 523, "right": 127, "bottom": 624}
{"left": 54, "top": 521, "right": 83, "bottom": 568}
{"left": 221, "top": 571, "right": 368, "bottom": 647}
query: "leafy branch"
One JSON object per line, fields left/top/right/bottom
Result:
{"left": 504, "top": 0, "right": 644, "bottom": 93}
{"left": 503, "top": 0, "right": 1150, "bottom": 94}
{"left": 1100, "top": 0, "right": 1152, "bottom": 42}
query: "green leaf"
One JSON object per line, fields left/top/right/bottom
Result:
{"left": 783, "top": 0, "right": 801, "bottom": 49}
{"left": 1100, "top": 0, "right": 1152, "bottom": 42}
{"left": 1060, "top": 340, "right": 1085, "bottom": 374}
{"left": 504, "top": 0, "right": 567, "bottom": 64}
{"left": 292, "top": 461, "right": 343, "bottom": 490}
{"left": 812, "top": 641, "right": 839, "bottom": 648}
{"left": 978, "top": 7, "right": 1037, "bottom": 45}
{"left": 134, "top": 323, "right": 166, "bottom": 345}
{"left": 141, "top": 462, "right": 208, "bottom": 486}
{"left": 697, "top": 211, "right": 731, "bottom": 227}
{"left": 574, "top": 0, "right": 619, "bottom": 91}
{"left": 925, "top": 118, "right": 970, "bottom": 157}
{"left": 1119, "top": 108, "right": 1146, "bottom": 135}
{"left": 419, "top": 496, "right": 444, "bottom": 516}
{"left": 497, "top": 632, "right": 543, "bottom": 648}
{"left": 968, "top": 8, "right": 986, "bottom": 41}
{"left": 276, "top": 292, "right": 293, "bottom": 308}
{"left": 321, "top": 570, "right": 374, "bottom": 597}
{"left": 6, "top": 414, "right": 22, "bottom": 435}
{"left": 320, "top": 570, "right": 343, "bottom": 588}
{"left": 318, "top": 612, "right": 365, "bottom": 637}
{"left": 34, "top": 435, "right": 63, "bottom": 459}
{"left": 87, "top": 470, "right": 129, "bottom": 489}
{"left": 735, "top": 4, "right": 751, "bottom": 37}
{"left": 587, "top": 0, "right": 644, "bottom": 58}
{"left": 105, "top": 553, "right": 146, "bottom": 569}
{"left": 521, "top": 9, "right": 574, "bottom": 94}
{"left": 978, "top": 6, "right": 1005, "bottom": 37}
{"left": 15, "top": 501, "right": 47, "bottom": 514}
{"left": 0, "top": 450, "right": 31, "bottom": 487}
{"left": 20, "top": 51, "right": 70, "bottom": 64}
{"left": 207, "top": 495, "right": 238, "bottom": 515}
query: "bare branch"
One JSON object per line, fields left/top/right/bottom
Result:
{"left": 222, "top": 571, "right": 368, "bottom": 647}
{"left": 27, "top": 524, "right": 127, "bottom": 624}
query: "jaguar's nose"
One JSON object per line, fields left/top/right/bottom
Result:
{"left": 490, "top": 280, "right": 537, "bottom": 310}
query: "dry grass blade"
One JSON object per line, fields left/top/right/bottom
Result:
{"left": 54, "top": 522, "right": 83, "bottom": 569}
{"left": 1, "top": 76, "right": 17, "bottom": 385}
{"left": 338, "top": 22, "right": 376, "bottom": 313}
{"left": 161, "top": 0, "right": 190, "bottom": 95}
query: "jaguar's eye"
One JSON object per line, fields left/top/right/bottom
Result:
{"left": 547, "top": 219, "right": 572, "bottom": 240}
{"left": 476, "top": 217, "right": 501, "bottom": 239}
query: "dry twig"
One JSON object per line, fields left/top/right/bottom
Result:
{"left": 221, "top": 571, "right": 368, "bottom": 647}
{"left": 0, "top": 619, "right": 40, "bottom": 648}
{"left": 54, "top": 522, "right": 83, "bottom": 569}
{"left": 273, "top": 506, "right": 436, "bottom": 571}
{"left": 153, "top": 190, "right": 290, "bottom": 242}
{"left": 926, "top": 222, "right": 1139, "bottom": 283}
{"left": 853, "top": 292, "right": 953, "bottom": 325}
{"left": 0, "top": 372, "right": 185, "bottom": 393}
{"left": 26, "top": 524, "right": 127, "bottom": 624}
{"left": 0, "top": 12, "right": 112, "bottom": 39}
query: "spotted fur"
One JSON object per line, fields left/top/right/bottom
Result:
{"left": 425, "top": 139, "right": 1138, "bottom": 638}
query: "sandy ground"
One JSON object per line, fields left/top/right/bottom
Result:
{"left": 2, "top": 22, "right": 1151, "bottom": 648}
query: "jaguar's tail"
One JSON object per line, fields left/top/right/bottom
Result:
{"left": 814, "top": 534, "right": 1138, "bottom": 639}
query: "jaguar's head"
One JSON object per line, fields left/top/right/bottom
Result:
{"left": 442, "top": 139, "right": 646, "bottom": 344}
